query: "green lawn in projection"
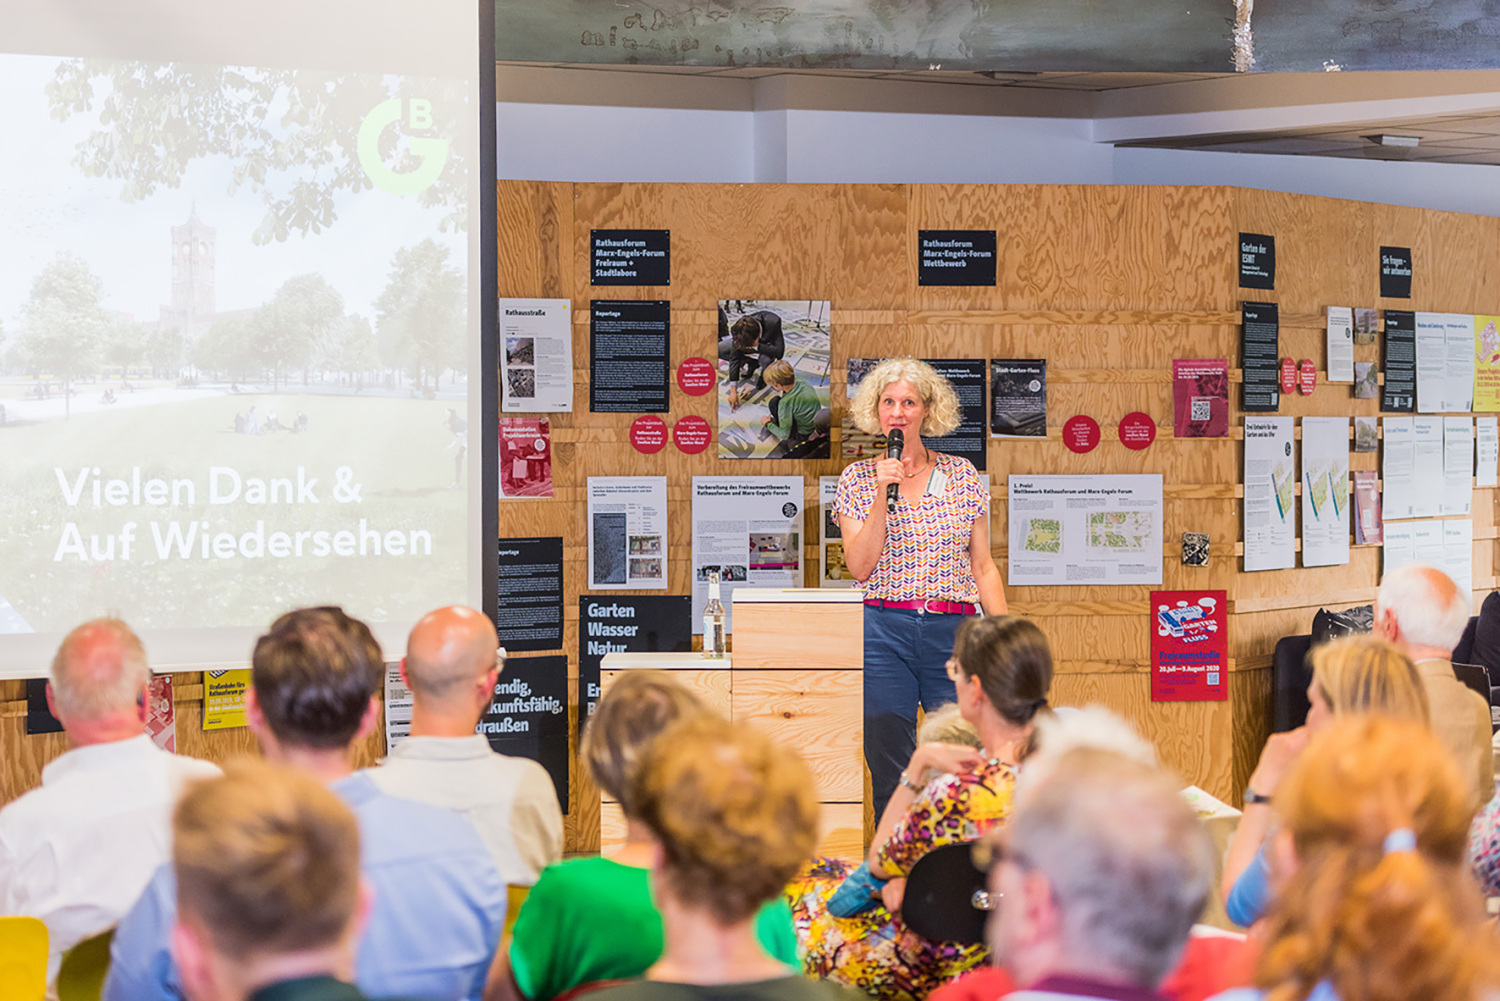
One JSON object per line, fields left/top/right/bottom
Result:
{"left": 0, "top": 392, "right": 466, "bottom": 633}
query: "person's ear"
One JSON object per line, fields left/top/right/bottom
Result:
{"left": 44, "top": 682, "right": 61, "bottom": 725}
{"left": 244, "top": 688, "right": 277, "bottom": 756}
{"left": 1020, "top": 870, "right": 1060, "bottom": 946}
{"left": 349, "top": 877, "right": 376, "bottom": 944}
{"left": 171, "top": 917, "right": 214, "bottom": 1001}
{"left": 354, "top": 695, "right": 379, "bottom": 741}
{"left": 397, "top": 657, "right": 412, "bottom": 691}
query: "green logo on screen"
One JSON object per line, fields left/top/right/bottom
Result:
{"left": 357, "top": 98, "right": 448, "bottom": 196}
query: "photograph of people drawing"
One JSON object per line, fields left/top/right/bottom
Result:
{"left": 716, "top": 299, "right": 831, "bottom": 459}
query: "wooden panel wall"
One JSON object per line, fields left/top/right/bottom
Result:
{"left": 495, "top": 182, "right": 1500, "bottom": 853}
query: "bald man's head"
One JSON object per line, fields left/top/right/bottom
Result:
{"left": 404, "top": 606, "right": 500, "bottom": 702}
{"left": 50, "top": 618, "right": 151, "bottom": 720}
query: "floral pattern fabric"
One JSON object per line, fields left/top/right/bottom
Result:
{"left": 786, "top": 759, "right": 1016, "bottom": 1001}
{"left": 1468, "top": 792, "right": 1500, "bottom": 897}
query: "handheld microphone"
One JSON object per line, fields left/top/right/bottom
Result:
{"left": 885, "top": 428, "right": 904, "bottom": 515}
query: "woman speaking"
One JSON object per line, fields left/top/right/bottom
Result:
{"left": 835, "top": 358, "right": 1006, "bottom": 817}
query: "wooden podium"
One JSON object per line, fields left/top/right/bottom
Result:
{"left": 600, "top": 588, "right": 865, "bottom": 859}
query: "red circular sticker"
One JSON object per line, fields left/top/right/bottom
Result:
{"left": 630, "top": 415, "right": 668, "bottom": 454}
{"left": 1280, "top": 358, "right": 1297, "bottom": 395}
{"left": 673, "top": 415, "right": 712, "bottom": 454}
{"left": 1298, "top": 359, "right": 1317, "bottom": 396}
{"left": 676, "top": 357, "right": 716, "bottom": 396}
{"left": 1062, "top": 415, "right": 1100, "bottom": 454}
{"left": 1118, "top": 411, "right": 1157, "bottom": 450}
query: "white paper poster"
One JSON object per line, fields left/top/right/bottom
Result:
{"left": 1382, "top": 518, "right": 1473, "bottom": 597}
{"left": 1477, "top": 417, "right": 1499, "bottom": 487}
{"left": 1416, "top": 311, "right": 1475, "bottom": 413}
{"left": 1006, "top": 475, "right": 1163, "bottom": 586}
{"left": 587, "top": 476, "right": 668, "bottom": 590}
{"left": 1326, "top": 306, "right": 1354, "bottom": 383}
{"left": 819, "top": 475, "right": 858, "bottom": 589}
{"left": 384, "top": 662, "right": 413, "bottom": 752}
{"left": 1442, "top": 417, "right": 1473, "bottom": 516}
{"left": 500, "top": 298, "right": 574, "bottom": 412}
{"left": 1412, "top": 417, "right": 1445, "bottom": 518}
{"left": 691, "top": 476, "right": 804, "bottom": 632}
{"left": 1300, "top": 417, "right": 1350, "bottom": 567}
{"left": 1382, "top": 417, "right": 1415, "bottom": 521}
{"left": 1243, "top": 418, "right": 1296, "bottom": 572}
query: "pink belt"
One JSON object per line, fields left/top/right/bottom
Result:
{"left": 864, "top": 597, "right": 979, "bottom": 616}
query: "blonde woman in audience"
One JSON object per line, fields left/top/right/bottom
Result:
{"left": 1210, "top": 716, "right": 1500, "bottom": 1001}
{"left": 488, "top": 672, "right": 798, "bottom": 1001}
{"left": 787, "top": 615, "right": 1052, "bottom": 1000}
{"left": 590, "top": 717, "right": 860, "bottom": 1001}
{"left": 1223, "top": 635, "right": 1430, "bottom": 927}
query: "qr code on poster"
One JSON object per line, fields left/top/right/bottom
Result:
{"left": 1190, "top": 397, "right": 1212, "bottom": 422}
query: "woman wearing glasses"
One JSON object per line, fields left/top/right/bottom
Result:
{"left": 787, "top": 615, "right": 1052, "bottom": 1001}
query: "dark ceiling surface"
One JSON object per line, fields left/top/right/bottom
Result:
{"left": 494, "top": 1, "right": 1500, "bottom": 74}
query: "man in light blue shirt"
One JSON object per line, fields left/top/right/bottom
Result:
{"left": 104, "top": 607, "right": 507, "bottom": 1001}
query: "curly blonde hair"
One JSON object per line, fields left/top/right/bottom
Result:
{"left": 1256, "top": 716, "right": 1499, "bottom": 1001}
{"left": 849, "top": 358, "right": 961, "bottom": 437}
{"left": 632, "top": 717, "right": 819, "bottom": 926}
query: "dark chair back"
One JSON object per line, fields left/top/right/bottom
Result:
{"left": 1271, "top": 635, "right": 1314, "bottom": 732}
{"left": 902, "top": 841, "right": 989, "bottom": 946}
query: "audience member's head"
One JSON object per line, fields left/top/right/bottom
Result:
{"left": 1374, "top": 564, "right": 1471, "bottom": 658}
{"left": 916, "top": 702, "right": 983, "bottom": 750}
{"left": 631, "top": 717, "right": 818, "bottom": 928}
{"left": 849, "top": 357, "right": 962, "bottom": 437}
{"left": 249, "top": 606, "right": 382, "bottom": 752}
{"left": 986, "top": 749, "right": 1214, "bottom": 991}
{"left": 949, "top": 614, "right": 1053, "bottom": 757}
{"left": 730, "top": 315, "right": 762, "bottom": 351}
{"left": 1307, "top": 634, "right": 1430, "bottom": 729}
{"left": 1015, "top": 705, "right": 1158, "bottom": 804}
{"left": 763, "top": 359, "right": 796, "bottom": 391}
{"left": 171, "top": 760, "right": 366, "bottom": 1000}
{"left": 1258, "top": 716, "right": 1499, "bottom": 1001}
{"left": 402, "top": 605, "right": 500, "bottom": 716}
{"left": 47, "top": 617, "right": 151, "bottom": 736}
{"left": 581, "top": 670, "right": 706, "bottom": 818}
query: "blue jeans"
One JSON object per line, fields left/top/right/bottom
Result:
{"left": 863, "top": 603, "right": 971, "bottom": 820}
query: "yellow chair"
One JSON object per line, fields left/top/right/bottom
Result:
{"left": 0, "top": 915, "right": 48, "bottom": 1001}
{"left": 56, "top": 928, "right": 113, "bottom": 1001}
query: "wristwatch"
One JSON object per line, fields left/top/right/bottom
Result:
{"left": 1243, "top": 788, "right": 1273, "bottom": 806}
{"left": 898, "top": 771, "right": 923, "bottom": 793}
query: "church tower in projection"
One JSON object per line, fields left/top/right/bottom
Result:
{"left": 165, "top": 205, "right": 216, "bottom": 340}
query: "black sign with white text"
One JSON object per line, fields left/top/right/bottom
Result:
{"left": 495, "top": 537, "right": 563, "bottom": 652}
{"left": 480, "top": 654, "right": 570, "bottom": 812}
{"left": 1380, "top": 246, "right": 1413, "bottom": 299}
{"left": 591, "top": 229, "right": 670, "bottom": 285}
{"left": 924, "top": 358, "right": 988, "bottom": 470}
{"left": 1241, "top": 301, "right": 1280, "bottom": 413}
{"left": 1381, "top": 310, "right": 1416, "bottom": 413}
{"left": 590, "top": 300, "right": 670, "bottom": 413}
{"left": 1238, "top": 233, "right": 1275, "bottom": 290}
{"left": 577, "top": 595, "right": 692, "bottom": 735}
{"left": 917, "top": 230, "right": 997, "bottom": 286}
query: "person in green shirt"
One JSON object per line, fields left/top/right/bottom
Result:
{"left": 491, "top": 673, "right": 799, "bottom": 1001}
{"left": 759, "top": 360, "right": 821, "bottom": 450}
{"left": 588, "top": 717, "right": 861, "bottom": 1001}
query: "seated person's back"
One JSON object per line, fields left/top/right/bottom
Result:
{"left": 0, "top": 619, "right": 219, "bottom": 986}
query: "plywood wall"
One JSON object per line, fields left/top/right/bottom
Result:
{"left": 497, "top": 182, "right": 1500, "bottom": 852}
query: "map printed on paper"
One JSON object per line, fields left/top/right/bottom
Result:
{"left": 1007, "top": 475, "right": 1163, "bottom": 586}
{"left": 1086, "top": 511, "right": 1153, "bottom": 554}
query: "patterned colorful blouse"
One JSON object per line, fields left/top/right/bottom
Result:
{"left": 786, "top": 758, "right": 1017, "bottom": 1001}
{"left": 1467, "top": 792, "right": 1500, "bottom": 897}
{"left": 833, "top": 452, "right": 987, "bottom": 604}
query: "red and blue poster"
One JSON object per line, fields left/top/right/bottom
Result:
{"left": 1151, "top": 590, "right": 1227, "bottom": 702}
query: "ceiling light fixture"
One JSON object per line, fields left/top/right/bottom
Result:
{"left": 1364, "top": 134, "right": 1421, "bottom": 148}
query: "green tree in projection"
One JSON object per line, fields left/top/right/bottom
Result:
{"left": 328, "top": 314, "right": 380, "bottom": 391}
{"left": 17, "top": 255, "right": 111, "bottom": 418}
{"left": 191, "top": 315, "right": 256, "bottom": 382}
{"left": 375, "top": 241, "right": 465, "bottom": 396}
{"left": 45, "top": 62, "right": 472, "bottom": 242}
{"left": 102, "top": 316, "right": 148, "bottom": 375}
{"left": 145, "top": 327, "right": 184, "bottom": 380}
{"left": 251, "top": 275, "right": 344, "bottom": 391}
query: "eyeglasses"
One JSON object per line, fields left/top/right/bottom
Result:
{"left": 945, "top": 657, "right": 963, "bottom": 682}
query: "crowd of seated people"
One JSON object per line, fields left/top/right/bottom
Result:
{"left": 1, "top": 567, "right": 1497, "bottom": 1001}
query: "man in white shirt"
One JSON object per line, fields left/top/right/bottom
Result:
{"left": 1375, "top": 564, "right": 1495, "bottom": 807}
{"left": 0, "top": 618, "right": 219, "bottom": 987}
{"left": 369, "top": 605, "right": 563, "bottom": 888}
